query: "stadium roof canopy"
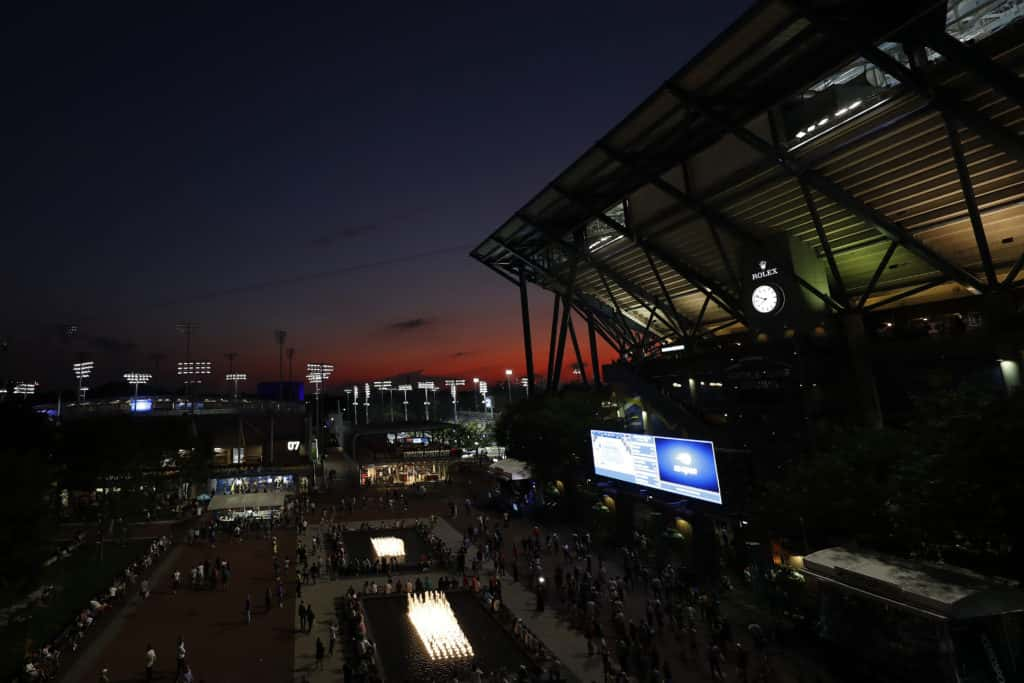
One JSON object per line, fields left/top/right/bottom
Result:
{"left": 472, "top": 0, "right": 1024, "bottom": 356}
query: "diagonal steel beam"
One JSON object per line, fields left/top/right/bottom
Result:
{"left": 597, "top": 141, "right": 764, "bottom": 251}
{"left": 518, "top": 212, "right": 692, "bottom": 339}
{"left": 942, "top": 113, "right": 997, "bottom": 286}
{"left": 787, "top": 1, "right": 1024, "bottom": 170}
{"left": 667, "top": 85, "right": 988, "bottom": 294}
{"left": 643, "top": 249, "right": 691, "bottom": 337}
{"left": 864, "top": 277, "right": 948, "bottom": 311}
{"left": 1003, "top": 251, "right": 1024, "bottom": 287}
{"left": 800, "top": 184, "right": 849, "bottom": 306}
{"left": 924, "top": 32, "right": 1024, "bottom": 116}
{"left": 858, "top": 241, "right": 899, "bottom": 309}
{"left": 549, "top": 182, "right": 746, "bottom": 320}
{"left": 694, "top": 295, "right": 711, "bottom": 335}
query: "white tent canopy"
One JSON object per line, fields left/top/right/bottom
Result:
{"left": 207, "top": 491, "right": 286, "bottom": 512}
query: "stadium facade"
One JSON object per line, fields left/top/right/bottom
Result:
{"left": 473, "top": 0, "right": 1024, "bottom": 437}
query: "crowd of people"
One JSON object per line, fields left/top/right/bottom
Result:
{"left": 20, "top": 535, "right": 172, "bottom": 682}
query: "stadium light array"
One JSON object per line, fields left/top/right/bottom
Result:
{"left": 225, "top": 372, "right": 247, "bottom": 399}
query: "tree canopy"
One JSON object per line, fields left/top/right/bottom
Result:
{"left": 752, "top": 386, "right": 1024, "bottom": 578}
{"left": 494, "top": 388, "right": 616, "bottom": 484}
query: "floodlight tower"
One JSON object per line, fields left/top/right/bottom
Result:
{"left": 225, "top": 372, "right": 247, "bottom": 399}
{"left": 398, "top": 384, "right": 413, "bottom": 422}
{"left": 343, "top": 388, "right": 353, "bottom": 422}
{"left": 177, "top": 361, "right": 212, "bottom": 406}
{"left": 373, "top": 380, "right": 393, "bottom": 421}
{"left": 472, "top": 377, "right": 480, "bottom": 411}
{"left": 444, "top": 380, "right": 466, "bottom": 423}
{"left": 72, "top": 360, "right": 94, "bottom": 401}
{"left": 505, "top": 369, "right": 514, "bottom": 401}
{"left": 286, "top": 347, "right": 295, "bottom": 382}
{"left": 520, "top": 376, "right": 530, "bottom": 397}
{"left": 177, "top": 322, "right": 199, "bottom": 402}
{"left": 352, "top": 385, "right": 360, "bottom": 425}
{"left": 418, "top": 381, "right": 435, "bottom": 421}
{"left": 123, "top": 372, "right": 152, "bottom": 399}
{"left": 479, "top": 380, "right": 492, "bottom": 417}
{"left": 13, "top": 381, "right": 37, "bottom": 397}
{"left": 363, "top": 382, "right": 371, "bottom": 423}
{"left": 306, "top": 363, "right": 334, "bottom": 470}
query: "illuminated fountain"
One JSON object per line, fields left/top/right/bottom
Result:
{"left": 370, "top": 536, "right": 406, "bottom": 559}
{"left": 406, "top": 591, "right": 474, "bottom": 660}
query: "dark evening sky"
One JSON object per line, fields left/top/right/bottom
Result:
{"left": 1, "top": 2, "right": 749, "bottom": 391}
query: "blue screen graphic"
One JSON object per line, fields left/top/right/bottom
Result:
{"left": 130, "top": 398, "right": 153, "bottom": 412}
{"left": 590, "top": 430, "right": 722, "bottom": 504}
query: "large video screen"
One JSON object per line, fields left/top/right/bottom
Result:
{"left": 590, "top": 430, "right": 722, "bottom": 504}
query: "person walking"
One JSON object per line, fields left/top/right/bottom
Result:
{"left": 265, "top": 587, "right": 273, "bottom": 613}
{"left": 329, "top": 622, "right": 338, "bottom": 655}
{"left": 315, "top": 637, "right": 325, "bottom": 671}
{"left": 245, "top": 594, "right": 253, "bottom": 624}
{"left": 175, "top": 637, "right": 186, "bottom": 680}
{"left": 298, "top": 601, "right": 307, "bottom": 632}
{"left": 144, "top": 644, "right": 156, "bottom": 682}
{"left": 306, "top": 605, "right": 316, "bottom": 634}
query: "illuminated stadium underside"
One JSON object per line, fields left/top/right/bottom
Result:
{"left": 472, "top": 0, "right": 1024, "bottom": 369}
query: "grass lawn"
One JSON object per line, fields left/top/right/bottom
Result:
{"left": 0, "top": 539, "right": 150, "bottom": 679}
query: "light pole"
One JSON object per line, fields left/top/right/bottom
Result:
{"left": 123, "top": 372, "right": 152, "bottom": 400}
{"left": 177, "top": 322, "right": 198, "bottom": 403}
{"left": 363, "top": 382, "right": 371, "bottom": 424}
{"left": 418, "top": 381, "right": 435, "bottom": 421}
{"left": 286, "top": 347, "right": 295, "bottom": 383}
{"left": 444, "top": 380, "right": 465, "bottom": 422}
{"left": 352, "top": 385, "right": 360, "bottom": 425}
{"left": 274, "top": 330, "right": 287, "bottom": 400}
{"left": 398, "top": 384, "right": 412, "bottom": 422}
{"left": 225, "top": 372, "right": 247, "bottom": 399}
{"left": 520, "top": 376, "right": 530, "bottom": 397}
{"left": 306, "top": 362, "right": 334, "bottom": 490}
{"left": 472, "top": 377, "right": 480, "bottom": 411}
{"left": 373, "top": 380, "right": 393, "bottom": 421}
{"left": 73, "top": 360, "right": 94, "bottom": 402}
{"left": 505, "top": 369, "right": 514, "bottom": 402}
{"left": 343, "top": 388, "right": 353, "bottom": 423}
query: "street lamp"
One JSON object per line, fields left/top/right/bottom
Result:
{"left": 444, "top": 380, "right": 465, "bottom": 423}
{"left": 418, "top": 381, "right": 435, "bottom": 421}
{"left": 505, "top": 369, "right": 514, "bottom": 402}
{"left": 363, "top": 382, "right": 371, "bottom": 423}
{"left": 123, "top": 371, "right": 152, "bottom": 399}
{"left": 352, "top": 385, "right": 360, "bottom": 425}
{"left": 73, "top": 360, "right": 94, "bottom": 401}
{"left": 398, "top": 384, "right": 413, "bottom": 422}
{"left": 225, "top": 372, "right": 247, "bottom": 399}
{"left": 472, "top": 377, "right": 480, "bottom": 411}
{"left": 343, "top": 388, "right": 353, "bottom": 422}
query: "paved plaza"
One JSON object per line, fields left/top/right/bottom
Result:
{"left": 46, "top": 470, "right": 838, "bottom": 683}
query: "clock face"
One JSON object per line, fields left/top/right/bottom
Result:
{"left": 751, "top": 284, "right": 780, "bottom": 314}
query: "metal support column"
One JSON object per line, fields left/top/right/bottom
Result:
{"left": 587, "top": 313, "right": 601, "bottom": 386}
{"left": 545, "top": 293, "right": 561, "bottom": 390}
{"left": 518, "top": 267, "right": 536, "bottom": 396}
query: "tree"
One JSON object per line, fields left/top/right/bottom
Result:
{"left": 751, "top": 386, "right": 1024, "bottom": 579}
{"left": 494, "top": 388, "right": 616, "bottom": 516}
{"left": 0, "top": 404, "right": 55, "bottom": 593}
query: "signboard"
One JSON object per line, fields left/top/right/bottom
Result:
{"left": 286, "top": 440, "right": 301, "bottom": 451}
{"left": 130, "top": 398, "right": 153, "bottom": 412}
{"left": 590, "top": 429, "right": 722, "bottom": 504}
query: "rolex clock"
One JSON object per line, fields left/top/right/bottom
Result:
{"left": 751, "top": 283, "right": 783, "bottom": 315}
